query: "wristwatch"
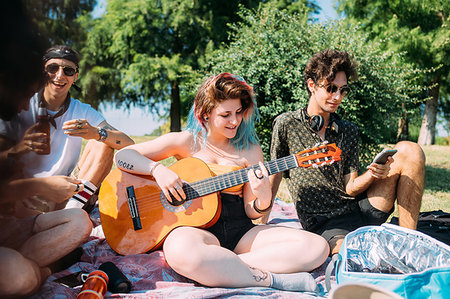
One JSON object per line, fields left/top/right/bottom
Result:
{"left": 97, "top": 127, "right": 108, "bottom": 142}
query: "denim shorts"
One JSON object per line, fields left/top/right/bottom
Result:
{"left": 306, "top": 193, "right": 394, "bottom": 242}
{"left": 206, "top": 193, "right": 255, "bottom": 251}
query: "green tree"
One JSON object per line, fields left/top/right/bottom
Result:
{"left": 79, "top": 0, "right": 318, "bottom": 132}
{"left": 337, "top": 0, "right": 450, "bottom": 145}
{"left": 80, "top": 0, "right": 266, "bottom": 132}
{"left": 204, "top": 7, "right": 426, "bottom": 164}
{"left": 23, "top": 0, "right": 96, "bottom": 47}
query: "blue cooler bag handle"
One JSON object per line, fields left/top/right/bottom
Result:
{"left": 325, "top": 253, "right": 341, "bottom": 293}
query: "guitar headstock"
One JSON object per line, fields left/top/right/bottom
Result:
{"left": 295, "top": 142, "right": 342, "bottom": 168}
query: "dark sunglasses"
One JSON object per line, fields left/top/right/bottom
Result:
{"left": 46, "top": 63, "right": 77, "bottom": 76}
{"left": 318, "top": 83, "right": 351, "bottom": 97}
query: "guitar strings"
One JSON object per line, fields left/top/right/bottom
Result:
{"left": 129, "top": 154, "right": 334, "bottom": 212}
{"left": 127, "top": 157, "right": 299, "bottom": 212}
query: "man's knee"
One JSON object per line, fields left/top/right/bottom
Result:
{"left": 394, "top": 141, "right": 426, "bottom": 166}
{"left": 52, "top": 209, "right": 93, "bottom": 240}
{"left": 69, "top": 209, "right": 93, "bottom": 239}
{"left": 0, "top": 248, "right": 41, "bottom": 296}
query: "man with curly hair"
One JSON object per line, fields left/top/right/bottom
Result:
{"left": 270, "top": 49, "right": 425, "bottom": 255}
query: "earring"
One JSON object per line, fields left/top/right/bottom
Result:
{"left": 204, "top": 117, "right": 209, "bottom": 121}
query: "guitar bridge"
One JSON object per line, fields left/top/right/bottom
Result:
{"left": 126, "top": 186, "right": 142, "bottom": 231}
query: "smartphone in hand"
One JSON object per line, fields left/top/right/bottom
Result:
{"left": 372, "top": 149, "right": 398, "bottom": 165}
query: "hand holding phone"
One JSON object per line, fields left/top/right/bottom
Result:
{"left": 372, "top": 149, "right": 398, "bottom": 165}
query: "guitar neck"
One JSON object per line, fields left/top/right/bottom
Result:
{"left": 184, "top": 155, "right": 298, "bottom": 200}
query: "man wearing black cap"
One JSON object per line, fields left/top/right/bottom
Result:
{"left": 0, "top": 45, "right": 134, "bottom": 214}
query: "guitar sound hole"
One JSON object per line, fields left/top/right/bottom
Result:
{"left": 168, "top": 194, "right": 185, "bottom": 206}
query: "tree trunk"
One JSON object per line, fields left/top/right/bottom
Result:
{"left": 418, "top": 79, "right": 440, "bottom": 145}
{"left": 397, "top": 102, "right": 409, "bottom": 141}
{"left": 170, "top": 80, "right": 181, "bottom": 132}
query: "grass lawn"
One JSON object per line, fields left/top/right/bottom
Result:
{"left": 103, "top": 137, "right": 449, "bottom": 213}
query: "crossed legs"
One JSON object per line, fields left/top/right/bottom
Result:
{"left": 0, "top": 209, "right": 92, "bottom": 297}
{"left": 163, "top": 225, "right": 328, "bottom": 289}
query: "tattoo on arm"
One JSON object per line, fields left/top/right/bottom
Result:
{"left": 249, "top": 267, "right": 269, "bottom": 283}
{"left": 117, "top": 159, "right": 134, "bottom": 170}
{"left": 116, "top": 140, "right": 121, "bottom": 144}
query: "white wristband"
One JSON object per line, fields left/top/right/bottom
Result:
{"left": 149, "top": 162, "right": 161, "bottom": 176}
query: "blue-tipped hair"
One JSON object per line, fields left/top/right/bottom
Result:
{"left": 185, "top": 73, "right": 260, "bottom": 151}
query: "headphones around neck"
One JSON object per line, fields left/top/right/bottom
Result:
{"left": 303, "top": 107, "right": 340, "bottom": 134}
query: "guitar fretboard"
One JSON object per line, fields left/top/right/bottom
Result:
{"left": 183, "top": 155, "right": 298, "bottom": 201}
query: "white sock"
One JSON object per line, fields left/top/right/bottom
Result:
{"left": 65, "top": 180, "right": 98, "bottom": 209}
{"left": 270, "top": 272, "right": 319, "bottom": 293}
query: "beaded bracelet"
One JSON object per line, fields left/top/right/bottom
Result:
{"left": 253, "top": 199, "right": 273, "bottom": 214}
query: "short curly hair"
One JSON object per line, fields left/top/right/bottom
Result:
{"left": 304, "top": 49, "right": 358, "bottom": 96}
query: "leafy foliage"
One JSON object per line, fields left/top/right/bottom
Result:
{"left": 23, "top": 0, "right": 96, "bottom": 47}
{"left": 78, "top": 0, "right": 317, "bottom": 131}
{"left": 203, "top": 7, "right": 427, "bottom": 164}
{"left": 338, "top": 0, "right": 450, "bottom": 143}
{"left": 78, "top": 0, "right": 271, "bottom": 131}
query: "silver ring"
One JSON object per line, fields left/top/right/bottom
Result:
{"left": 254, "top": 169, "right": 263, "bottom": 180}
{"left": 75, "top": 184, "right": 80, "bottom": 192}
{"left": 176, "top": 185, "right": 181, "bottom": 190}
{"left": 77, "top": 119, "right": 82, "bottom": 124}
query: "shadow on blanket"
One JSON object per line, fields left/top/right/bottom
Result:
{"left": 30, "top": 198, "right": 335, "bottom": 298}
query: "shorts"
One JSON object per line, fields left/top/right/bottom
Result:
{"left": 206, "top": 193, "right": 255, "bottom": 251}
{"left": 0, "top": 214, "right": 39, "bottom": 250}
{"left": 306, "top": 194, "right": 394, "bottom": 242}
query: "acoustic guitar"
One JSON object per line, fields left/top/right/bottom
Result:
{"left": 99, "top": 143, "right": 341, "bottom": 255}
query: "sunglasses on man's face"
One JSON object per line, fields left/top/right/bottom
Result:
{"left": 318, "top": 83, "right": 351, "bottom": 97}
{"left": 45, "top": 63, "right": 77, "bottom": 76}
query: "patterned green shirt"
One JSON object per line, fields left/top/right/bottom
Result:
{"left": 270, "top": 109, "right": 360, "bottom": 229}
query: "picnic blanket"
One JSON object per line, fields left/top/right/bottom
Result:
{"left": 30, "top": 198, "right": 335, "bottom": 298}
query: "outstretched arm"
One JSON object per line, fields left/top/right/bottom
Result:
{"left": 62, "top": 120, "right": 134, "bottom": 149}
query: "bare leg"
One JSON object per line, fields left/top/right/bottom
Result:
{"left": 163, "top": 225, "right": 328, "bottom": 289}
{"left": 235, "top": 225, "right": 329, "bottom": 273}
{"left": 163, "top": 227, "right": 267, "bottom": 288}
{"left": 65, "top": 140, "right": 114, "bottom": 209}
{"left": 0, "top": 247, "right": 43, "bottom": 297}
{"left": 394, "top": 142, "right": 425, "bottom": 229}
{"left": 367, "top": 141, "right": 425, "bottom": 229}
{"left": 19, "top": 209, "right": 92, "bottom": 267}
{"left": 77, "top": 140, "right": 114, "bottom": 187}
